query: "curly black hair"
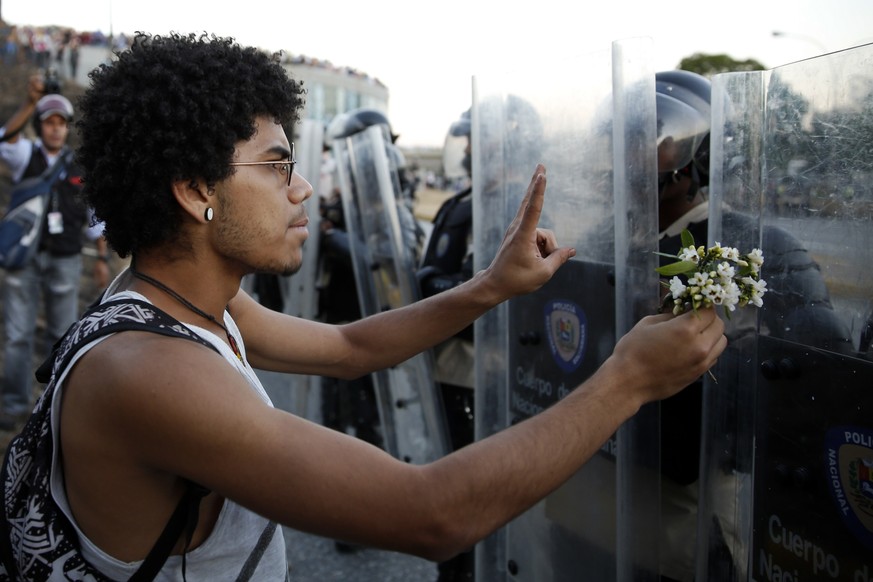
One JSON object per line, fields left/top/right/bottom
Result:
{"left": 76, "top": 32, "right": 305, "bottom": 257}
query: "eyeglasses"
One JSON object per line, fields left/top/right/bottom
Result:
{"left": 229, "top": 143, "right": 296, "bottom": 187}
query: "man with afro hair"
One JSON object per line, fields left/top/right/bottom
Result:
{"left": 7, "top": 33, "right": 725, "bottom": 579}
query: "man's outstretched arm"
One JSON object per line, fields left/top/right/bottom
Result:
{"left": 65, "top": 302, "right": 724, "bottom": 562}
{"left": 236, "top": 164, "right": 575, "bottom": 377}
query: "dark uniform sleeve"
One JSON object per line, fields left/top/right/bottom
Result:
{"left": 416, "top": 188, "right": 474, "bottom": 340}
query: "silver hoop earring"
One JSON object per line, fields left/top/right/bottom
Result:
{"left": 204, "top": 207, "right": 214, "bottom": 222}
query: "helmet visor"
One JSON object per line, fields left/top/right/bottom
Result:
{"left": 443, "top": 132, "right": 470, "bottom": 180}
{"left": 656, "top": 93, "right": 709, "bottom": 173}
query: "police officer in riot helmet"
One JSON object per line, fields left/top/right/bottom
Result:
{"left": 656, "top": 70, "right": 851, "bottom": 352}
{"left": 443, "top": 108, "right": 472, "bottom": 186}
{"left": 655, "top": 69, "right": 852, "bottom": 582}
{"left": 328, "top": 107, "right": 399, "bottom": 144}
{"left": 418, "top": 108, "right": 474, "bottom": 443}
{"left": 417, "top": 109, "right": 475, "bottom": 582}
{"left": 316, "top": 110, "right": 396, "bottom": 492}
{"left": 387, "top": 143, "right": 426, "bottom": 261}
{"left": 419, "top": 109, "right": 474, "bottom": 310}
{"left": 326, "top": 107, "right": 424, "bottom": 260}
{"left": 655, "top": 70, "right": 712, "bottom": 237}
{"left": 420, "top": 98, "right": 544, "bottom": 580}
{"left": 320, "top": 108, "right": 429, "bottom": 553}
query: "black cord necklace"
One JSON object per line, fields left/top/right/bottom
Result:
{"left": 129, "top": 265, "right": 243, "bottom": 361}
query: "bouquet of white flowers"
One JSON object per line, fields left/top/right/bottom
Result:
{"left": 656, "top": 229, "right": 767, "bottom": 317}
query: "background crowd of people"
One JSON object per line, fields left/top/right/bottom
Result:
{"left": 0, "top": 22, "right": 130, "bottom": 79}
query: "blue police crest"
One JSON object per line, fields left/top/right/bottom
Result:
{"left": 824, "top": 426, "right": 873, "bottom": 550}
{"left": 544, "top": 299, "right": 586, "bottom": 373}
{"left": 435, "top": 232, "right": 451, "bottom": 258}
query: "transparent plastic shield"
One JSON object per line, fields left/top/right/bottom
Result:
{"left": 702, "top": 45, "right": 873, "bottom": 581}
{"left": 254, "top": 120, "right": 324, "bottom": 420}
{"left": 611, "top": 40, "right": 662, "bottom": 582}
{"left": 280, "top": 119, "right": 325, "bottom": 321}
{"left": 333, "top": 126, "right": 450, "bottom": 464}
{"left": 473, "top": 38, "right": 659, "bottom": 581}
{"left": 696, "top": 69, "right": 764, "bottom": 582}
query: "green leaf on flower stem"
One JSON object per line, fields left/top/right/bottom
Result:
{"left": 655, "top": 260, "right": 698, "bottom": 276}
{"left": 680, "top": 229, "right": 696, "bottom": 250}
{"left": 737, "top": 264, "right": 753, "bottom": 277}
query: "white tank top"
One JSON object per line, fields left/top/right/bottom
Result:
{"left": 48, "top": 284, "right": 288, "bottom": 581}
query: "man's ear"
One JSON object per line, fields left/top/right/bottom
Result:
{"left": 171, "top": 178, "right": 214, "bottom": 224}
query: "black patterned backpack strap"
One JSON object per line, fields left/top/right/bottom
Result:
{"left": 38, "top": 297, "right": 218, "bottom": 382}
{"left": 0, "top": 298, "right": 220, "bottom": 581}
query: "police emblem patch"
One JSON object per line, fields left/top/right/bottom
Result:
{"left": 435, "top": 232, "right": 450, "bottom": 258}
{"left": 824, "top": 426, "right": 873, "bottom": 550}
{"left": 544, "top": 299, "right": 587, "bottom": 373}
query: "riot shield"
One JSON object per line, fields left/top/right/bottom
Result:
{"left": 278, "top": 119, "right": 325, "bottom": 322}
{"left": 473, "top": 37, "right": 660, "bottom": 581}
{"left": 701, "top": 45, "right": 873, "bottom": 581}
{"left": 252, "top": 119, "right": 325, "bottom": 421}
{"left": 332, "top": 125, "right": 450, "bottom": 464}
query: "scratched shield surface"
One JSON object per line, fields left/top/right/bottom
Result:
{"left": 699, "top": 44, "right": 873, "bottom": 581}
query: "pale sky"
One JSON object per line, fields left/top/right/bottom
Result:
{"left": 4, "top": 0, "right": 872, "bottom": 147}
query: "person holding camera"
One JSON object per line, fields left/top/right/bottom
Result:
{"left": 0, "top": 73, "right": 109, "bottom": 430}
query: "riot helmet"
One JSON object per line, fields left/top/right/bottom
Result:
{"left": 443, "top": 109, "right": 472, "bottom": 180}
{"left": 326, "top": 112, "right": 350, "bottom": 141}
{"left": 386, "top": 142, "right": 413, "bottom": 195}
{"left": 655, "top": 70, "right": 711, "bottom": 195}
{"left": 327, "top": 107, "right": 398, "bottom": 143}
{"left": 449, "top": 109, "right": 471, "bottom": 138}
{"left": 386, "top": 142, "right": 407, "bottom": 169}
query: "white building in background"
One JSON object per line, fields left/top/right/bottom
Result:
{"left": 72, "top": 44, "right": 440, "bottom": 179}
{"left": 74, "top": 44, "right": 389, "bottom": 130}
{"left": 283, "top": 59, "right": 389, "bottom": 128}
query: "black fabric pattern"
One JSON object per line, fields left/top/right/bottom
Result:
{"left": 0, "top": 299, "right": 217, "bottom": 581}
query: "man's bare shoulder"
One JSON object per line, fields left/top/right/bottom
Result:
{"left": 59, "top": 329, "right": 280, "bottom": 557}
{"left": 61, "top": 327, "right": 283, "bottom": 482}
{"left": 60, "top": 323, "right": 409, "bottom": 535}
{"left": 77, "top": 327, "right": 220, "bottom": 380}
{"left": 67, "top": 328, "right": 254, "bottom": 413}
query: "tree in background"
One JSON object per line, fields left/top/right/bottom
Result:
{"left": 679, "top": 53, "right": 766, "bottom": 77}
